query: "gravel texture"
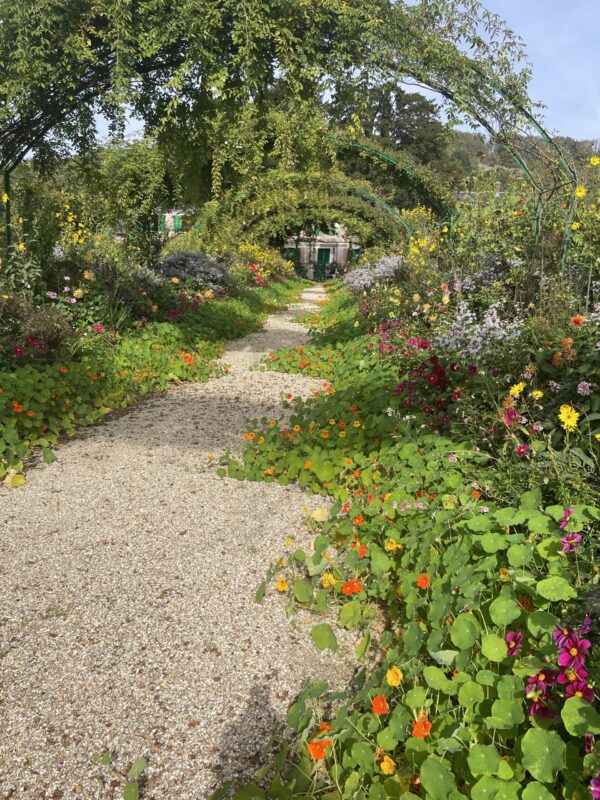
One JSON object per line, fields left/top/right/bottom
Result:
{"left": 0, "top": 286, "right": 356, "bottom": 799}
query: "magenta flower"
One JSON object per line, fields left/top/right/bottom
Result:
{"left": 565, "top": 680, "right": 594, "bottom": 703}
{"left": 514, "top": 443, "right": 531, "bottom": 457}
{"left": 559, "top": 507, "right": 574, "bottom": 529}
{"left": 581, "top": 615, "right": 593, "bottom": 635}
{"left": 553, "top": 625, "right": 574, "bottom": 648}
{"left": 557, "top": 666, "right": 589, "bottom": 685}
{"left": 590, "top": 772, "right": 600, "bottom": 800}
{"left": 558, "top": 634, "right": 591, "bottom": 670}
{"left": 561, "top": 532, "right": 582, "bottom": 552}
{"left": 577, "top": 381, "right": 593, "bottom": 396}
{"left": 529, "top": 698, "right": 556, "bottom": 719}
{"left": 526, "top": 670, "right": 556, "bottom": 695}
{"left": 504, "top": 408, "right": 519, "bottom": 425}
{"left": 92, "top": 323, "right": 105, "bottom": 334}
{"left": 13, "top": 345, "right": 25, "bottom": 357}
{"left": 585, "top": 735, "right": 595, "bottom": 754}
{"left": 506, "top": 631, "right": 523, "bottom": 656}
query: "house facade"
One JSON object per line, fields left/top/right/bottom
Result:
{"left": 283, "top": 225, "right": 360, "bottom": 279}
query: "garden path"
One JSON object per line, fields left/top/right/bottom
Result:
{"left": 0, "top": 286, "right": 356, "bottom": 799}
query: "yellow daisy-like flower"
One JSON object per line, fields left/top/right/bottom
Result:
{"left": 595, "top": 433, "right": 600, "bottom": 441}
{"left": 385, "top": 538, "right": 398, "bottom": 551}
{"left": 386, "top": 666, "right": 404, "bottom": 687}
{"left": 353, "top": 420, "right": 361, "bottom": 428}
{"left": 170, "top": 276, "right": 180, "bottom": 284}
{"left": 590, "top": 156, "right": 600, "bottom": 166}
{"left": 380, "top": 756, "right": 396, "bottom": 775}
{"left": 1, "top": 192, "right": 8, "bottom": 203}
{"left": 558, "top": 404, "right": 580, "bottom": 432}
{"left": 275, "top": 576, "right": 289, "bottom": 592}
{"left": 531, "top": 390, "right": 544, "bottom": 400}
{"left": 83, "top": 270, "right": 95, "bottom": 281}
{"left": 441, "top": 294, "right": 450, "bottom": 304}
{"left": 151, "top": 304, "right": 158, "bottom": 313}
{"left": 328, "top": 419, "right": 336, "bottom": 426}
{"left": 572, "top": 222, "right": 581, "bottom": 231}
{"left": 17, "top": 242, "right": 26, "bottom": 252}
{"left": 412, "top": 293, "right": 421, "bottom": 303}
{"left": 321, "top": 572, "right": 338, "bottom": 589}
{"left": 339, "top": 431, "right": 346, "bottom": 438}
{"left": 509, "top": 382, "right": 526, "bottom": 397}
{"left": 575, "top": 185, "right": 587, "bottom": 199}
{"left": 73, "top": 288, "right": 84, "bottom": 299}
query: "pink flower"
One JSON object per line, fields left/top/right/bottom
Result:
{"left": 514, "top": 443, "right": 531, "bottom": 457}
{"left": 558, "top": 634, "right": 591, "bottom": 670}
{"left": 565, "top": 680, "right": 594, "bottom": 703}
{"left": 504, "top": 408, "right": 519, "bottom": 425}
{"left": 561, "top": 532, "right": 582, "bottom": 552}
{"left": 92, "top": 323, "right": 105, "bottom": 334}
{"left": 506, "top": 631, "right": 523, "bottom": 656}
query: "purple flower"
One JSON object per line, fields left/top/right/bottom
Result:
{"left": 581, "top": 615, "right": 593, "bottom": 635}
{"left": 559, "top": 507, "right": 574, "bottom": 530}
{"left": 577, "top": 380, "right": 593, "bottom": 396}
{"left": 561, "top": 532, "right": 582, "bottom": 552}
{"left": 13, "top": 345, "right": 24, "bottom": 358}
{"left": 553, "top": 625, "right": 575, "bottom": 648}
{"left": 558, "top": 633, "right": 591, "bottom": 670}
{"left": 526, "top": 670, "right": 557, "bottom": 695}
{"left": 514, "top": 443, "right": 531, "bottom": 457}
{"left": 565, "top": 679, "right": 594, "bottom": 703}
{"left": 448, "top": 455, "right": 457, "bottom": 463}
{"left": 531, "top": 423, "right": 542, "bottom": 432}
{"left": 506, "top": 631, "right": 523, "bottom": 656}
{"left": 557, "top": 666, "right": 589, "bottom": 685}
{"left": 467, "top": 365, "right": 477, "bottom": 376}
{"left": 590, "top": 772, "right": 600, "bottom": 800}
{"left": 529, "top": 697, "right": 556, "bottom": 719}
{"left": 46, "top": 291, "right": 58, "bottom": 299}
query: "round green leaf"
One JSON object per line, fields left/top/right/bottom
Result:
{"left": 467, "top": 744, "right": 501, "bottom": 777}
{"left": 507, "top": 544, "right": 533, "bottom": 567}
{"left": 311, "top": 623, "right": 338, "bottom": 652}
{"left": 521, "top": 728, "right": 566, "bottom": 783}
{"left": 536, "top": 577, "right": 577, "bottom": 602}
{"left": 480, "top": 533, "right": 508, "bottom": 553}
{"left": 489, "top": 596, "right": 521, "bottom": 626}
{"left": 458, "top": 682, "right": 484, "bottom": 708}
{"left": 561, "top": 696, "right": 600, "bottom": 736}
{"left": 521, "top": 783, "right": 556, "bottom": 800}
{"left": 450, "top": 614, "right": 479, "bottom": 649}
{"left": 404, "top": 686, "right": 427, "bottom": 708}
{"left": 420, "top": 756, "right": 457, "bottom": 800}
{"left": 481, "top": 634, "right": 506, "bottom": 662}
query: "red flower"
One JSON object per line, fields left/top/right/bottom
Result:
{"left": 319, "top": 722, "right": 332, "bottom": 732}
{"left": 353, "top": 514, "right": 364, "bottom": 527}
{"left": 308, "top": 739, "right": 332, "bottom": 760}
{"left": 416, "top": 573, "right": 430, "bottom": 589}
{"left": 372, "top": 694, "right": 389, "bottom": 715}
{"left": 412, "top": 714, "right": 432, "bottom": 738}
{"left": 342, "top": 579, "right": 364, "bottom": 596}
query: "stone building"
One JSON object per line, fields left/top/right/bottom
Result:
{"left": 283, "top": 224, "right": 360, "bottom": 279}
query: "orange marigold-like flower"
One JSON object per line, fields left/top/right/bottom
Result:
{"left": 342, "top": 578, "right": 364, "bottom": 596}
{"left": 412, "top": 712, "right": 432, "bottom": 738}
{"left": 319, "top": 721, "right": 333, "bottom": 732}
{"left": 353, "top": 514, "right": 364, "bottom": 527}
{"left": 570, "top": 314, "right": 585, "bottom": 327}
{"left": 416, "top": 573, "right": 430, "bottom": 589}
{"left": 307, "top": 739, "right": 333, "bottom": 760}
{"left": 12, "top": 400, "right": 23, "bottom": 413}
{"left": 372, "top": 694, "right": 389, "bottom": 715}
{"left": 471, "top": 490, "right": 481, "bottom": 500}
{"left": 59, "top": 366, "right": 68, "bottom": 374}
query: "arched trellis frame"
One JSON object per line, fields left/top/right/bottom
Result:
{"left": 194, "top": 171, "right": 416, "bottom": 243}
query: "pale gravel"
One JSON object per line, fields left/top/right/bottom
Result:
{"left": 0, "top": 286, "right": 356, "bottom": 800}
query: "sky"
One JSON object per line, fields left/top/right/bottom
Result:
{"left": 484, "top": 0, "right": 600, "bottom": 139}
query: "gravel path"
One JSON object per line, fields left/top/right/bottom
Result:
{"left": 0, "top": 286, "right": 355, "bottom": 800}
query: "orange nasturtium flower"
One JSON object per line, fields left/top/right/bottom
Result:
{"left": 353, "top": 514, "right": 364, "bottom": 527}
{"left": 412, "top": 711, "right": 432, "bottom": 738}
{"left": 342, "top": 578, "right": 364, "bottom": 596}
{"left": 275, "top": 576, "right": 288, "bottom": 592}
{"left": 12, "top": 400, "right": 23, "bottom": 413}
{"left": 372, "top": 694, "right": 390, "bottom": 715}
{"left": 416, "top": 573, "right": 430, "bottom": 589}
{"left": 570, "top": 314, "right": 585, "bottom": 327}
{"left": 308, "top": 739, "right": 333, "bottom": 760}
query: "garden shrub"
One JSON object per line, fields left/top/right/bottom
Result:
{"left": 152, "top": 250, "right": 233, "bottom": 292}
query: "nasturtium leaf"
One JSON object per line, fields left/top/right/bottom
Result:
{"left": 351, "top": 741, "right": 375, "bottom": 770}
{"left": 536, "top": 577, "right": 577, "bottom": 602}
{"left": 293, "top": 578, "right": 313, "bottom": 604}
{"left": 527, "top": 610, "right": 559, "bottom": 637}
{"left": 480, "top": 533, "right": 508, "bottom": 553}
{"left": 506, "top": 544, "right": 533, "bottom": 567}
{"left": 339, "top": 599, "right": 361, "bottom": 628}
{"left": 232, "top": 785, "right": 266, "bottom": 800}
{"left": 450, "top": 614, "right": 479, "bottom": 649}
{"left": 489, "top": 595, "right": 521, "bottom": 626}
{"left": 520, "top": 488, "right": 542, "bottom": 509}
{"left": 486, "top": 698, "right": 525, "bottom": 729}
{"left": 127, "top": 758, "right": 147, "bottom": 779}
{"left": 458, "top": 682, "right": 484, "bottom": 708}
{"left": 466, "top": 515, "right": 492, "bottom": 532}
{"left": 310, "top": 508, "right": 329, "bottom": 522}
{"left": 521, "top": 782, "right": 556, "bottom": 800}
{"left": 476, "top": 670, "right": 498, "bottom": 686}
{"left": 424, "top": 666, "right": 453, "bottom": 693}
{"left": 481, "top": 634, "right": 507, "bottom": 662}
{"left": 467, "top": 744, "right": 501, "bottom": 777}
{"left": 377, "top": 726, "right": 398, "bottom": 751}
{"left": 370, "top": 545, "right": 391, "bottom": 575}
{"left": 430, "top": 650, "right": 459, "bottom": 667}
{"left": 521, "top": 728, "right": 566, "bottom": 783}
{"left": 470, "top": 777, "right": 498, "bottom": 800}
{"left": 561, "top": 696, "right": 600, "bottom": 735}
{"left": 311, "top": 623, "right": 338, "bottom": 652}
{"left": 123, "top": 783, "right": 139, "bottom": 800}
{"left": 494, "top": 508, "right": 528, "bottom": 527}
{"left": 536, "top": 537, "right": 563, "bottom": 561}
{"left": 403, "top": 623, "right": 423, "bottom": 656}
{"left": 419, "top": 756, "right": 457, "bottom": 800}
{"left": 9, "top": 474, "right": 26, "bottom": 487}
{"left": 404, "top": 686, "right": 427, "bottom": 708}
{"left": 526, "top": 513, "right": 554, "bottom": 534}
{"left": 356, "top": 632, "right": 371, "bottom": 660}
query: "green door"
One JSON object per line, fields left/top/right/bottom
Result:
{"left": 315, "top": 248, "right": 330, "bottom": 280}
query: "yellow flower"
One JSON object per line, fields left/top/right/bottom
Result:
{"left": 207, "top": 454, "right": 216, "bottom": 461}
{"left": 386, "top": 666, "right": 404, "bottom": 686}
{"left": 204, "top": 289, "right": 214, "bottom": 299}
{"left": 590, "top": 156, "right": 600, "bottom": 166}
{"left": 344, "top": 458, "right": 353, "bottom": 466}
{"left": 572, "top": 222, "right": 581, "bottom": 231}
{"left": 151, "top": 304, "right": 158, "bottom": 313}
{"left": 385, "top": 538, "right": 398, "bottom": 551}
{"left": 575, "top": 185, "right": 587, "bottom": 199}
{"left": 321, "top": 430, "right": 329, "bottom": 439}
{"left": 269, "top": 420, "right": 277, "bottom": 428}
{"left": 558, "top": 404, "right": 580, "bottom": 432}
{"left": 595, "top": 433, "right": 600, "bottom": 441}
{"left": 531, "top": 390, "right": 544, "bottom": 400}
{"left": 17, "top": 242, "right": 26, "bottom": 252}
{"left": 170, "top": 276, "right": 180, "bottom": 284}
{"left": 1, "top": 192, "right": 8, "bottom": 203}
{"left": 83, "top": 270, "right": 95, "bottom": 281}
{"left": 258, "top": 436, "right": 265, "bottom": 445}
{"left": 73, "top": 288, "right": 84, "bottom": 299}
{"left": 412, "top": 294, "right": 421, "bottom": 303}
{"left": 380, "top": 756, "right": 396, "bottom": 775}
{"left": 322, "top": 572, "right": 337, "bottom": 589}
{"left": 275, "top": 576, "right": 288, "bottom": 592}
{"left": 339, "top": 431, "right": 346, "bottom": 438}
{"left": 509, "top": 382, "right": 526, "bottom": 397}
{"left": 353, "top": 420, "right": 361, "bottom": 428}
{"left": 328, "top": 419, "right": 336, "bottom": 426}
{"left": 441, "top": 294, "right": 450, "bottom": 304}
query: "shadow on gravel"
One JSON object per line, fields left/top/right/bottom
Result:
{"left": 209, "top": 683, "right": 282, "bottom": 797}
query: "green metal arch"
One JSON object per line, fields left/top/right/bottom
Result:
{"left": 195, "top": 171, "right": 414, "bottom": 238}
